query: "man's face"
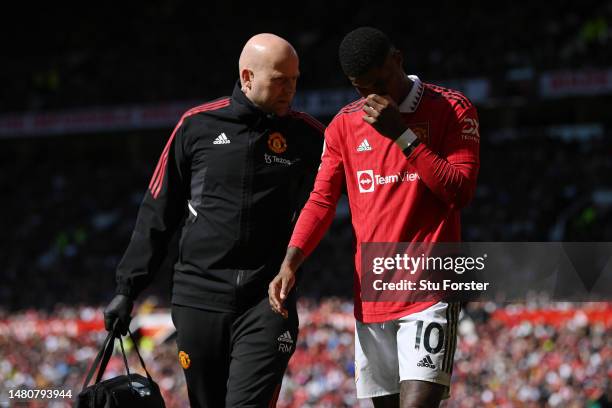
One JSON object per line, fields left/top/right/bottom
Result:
{"left": 248, "top": 56, "right": 300, "bottom": 116}
{"left": 348, "top": 51, "right": 402, "bottom": 102}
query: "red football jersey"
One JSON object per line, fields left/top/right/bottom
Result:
{"left": 290, "top": 76, "right": 480, "bottom": 322}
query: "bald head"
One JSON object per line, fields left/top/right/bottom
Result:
{"left": 238, "top": 33, "right": 300, "bottom": 116}
{"left": 239, "top": 33, "right": 298, "bottom": 76}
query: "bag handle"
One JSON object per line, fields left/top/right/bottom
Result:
{"left": 125, "top": 329, "right": 154, "bottom": 382}
{"left": 116, "top": 331, "right": 154, "bottom": 392}
{"left": 80, "top": 328, "right": 115, "bottom": 390}
{"left": 81, "top": 322, "right": 155, "bottom": 391}
{"left": 118, "top": 333, "right": 134, "bottom": 389}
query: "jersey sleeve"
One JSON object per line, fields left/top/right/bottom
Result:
{"left": 289, "top": 118, "right": 345, "bottom": 257}
{"left": 115, "top": 118, "right": 191, "bottom": 299}
{"left": 406, "top": 103, "right": 480, "bottom": 209}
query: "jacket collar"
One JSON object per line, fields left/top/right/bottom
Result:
{"left": 231, "top": 81, "right": 285, "bottom": 127}
{"left": 398, "top": 75, "right": 424, "bottom": 113}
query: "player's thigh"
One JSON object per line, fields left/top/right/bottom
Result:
{"left": 397, "top": 302, "right": 460, "bottom": 402}
{"left": 355, "top": 320, "right": 401, "bottom": 399}
{"left": 225, "top": 297, "right": 298, "bottom": 407}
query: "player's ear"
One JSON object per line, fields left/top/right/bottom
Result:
{"left": 240, "top": 68, "right": 254, "bottom": 92}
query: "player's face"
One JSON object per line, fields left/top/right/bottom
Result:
{"left": 348, "top": 50, "right": 404, "bottom": 103}
{"left": 249, "top": 55, "right": 300, "bottom": 116}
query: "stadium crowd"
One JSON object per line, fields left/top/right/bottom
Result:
{"left": 0, "top": 300, "right": 610, "bottom": 407}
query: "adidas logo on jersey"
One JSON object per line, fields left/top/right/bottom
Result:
{"left": 417, "top": 355, "right": 436, "bottom": 369}
{"left": 277, "top": 331, "right": 293, "bottom": 344}
{"left": 213, "top": 133, "right": 231, "bottom": 144}
{"left": 356, "top": 139, "right": 372, "bottom": 152}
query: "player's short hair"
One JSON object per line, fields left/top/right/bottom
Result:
{"left": 339, "top": 27, "right": 393, "bottom": 77}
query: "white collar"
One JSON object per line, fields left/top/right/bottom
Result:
{"left": 398, "top": 75, "right": 424, "bottom": 113}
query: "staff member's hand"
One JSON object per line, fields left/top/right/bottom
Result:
{"left": 362, "top": 94, "right": 407, "bottom": 140}
{"left": 268, "top": 264, "right": 296, "bottom": 319}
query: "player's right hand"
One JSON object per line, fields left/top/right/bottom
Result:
{"left": 103, "top": 294, "right": 134, "bottom": 336}
{"left": 268, "top": 265, "right": 296, "bottom": 319}
{"left": 362, "top": 94, "right": 407, "bottom": 140}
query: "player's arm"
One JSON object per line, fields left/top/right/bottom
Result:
{"left": 269, "top": 122, "right": 345, "bottom": 317}
{"left": 402, "top": 105, "right": 480, "bottom": 209}
{"left": 363, "top": 94, "right": 480, "bottom": 209}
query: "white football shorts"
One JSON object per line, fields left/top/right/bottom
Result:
{"left": 354, "top": 301, "right": 461, "bottom": 399}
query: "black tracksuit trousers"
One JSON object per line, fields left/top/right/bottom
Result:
{"left": 171, "top": 296, "right": 299, "bottom": 407}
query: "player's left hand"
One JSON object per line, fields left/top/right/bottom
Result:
{"left": 362, "top": 94, "right": 407, "bottom": 140}
{"left": 268, "top": 264, "right": 296, "bottom": 319}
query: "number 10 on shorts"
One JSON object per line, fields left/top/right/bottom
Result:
{"left": 414, "top": 320, "right": 444, "bottom": 353}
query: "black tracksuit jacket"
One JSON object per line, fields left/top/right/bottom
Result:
{"left": 115, "top": 83, "right": 324, "bottom": 311}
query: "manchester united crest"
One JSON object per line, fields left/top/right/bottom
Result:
{"left": 179, "top": 351, "right": 191, "bottom": 369}
{"left": 408, "top": 123, "right": 430, "bottom": 145}
{"left": 268, "top": 132, "right": 287, "bottom": 154}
